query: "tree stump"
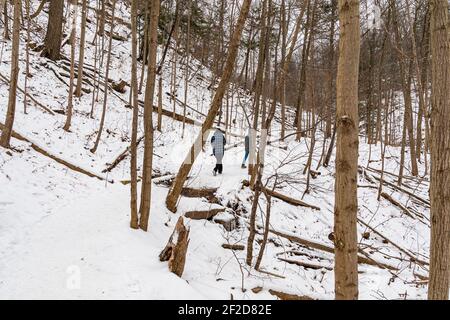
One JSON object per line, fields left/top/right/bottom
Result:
{"left": 159, "top": 217, "right": 190, "bottom": 277}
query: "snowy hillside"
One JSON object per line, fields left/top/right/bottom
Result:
{"left": 0, "top": 0, "right": 433, "bottom": 300}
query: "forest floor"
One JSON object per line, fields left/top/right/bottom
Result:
{"left": 0, "top": 1, "right": 430, "bottom": 299}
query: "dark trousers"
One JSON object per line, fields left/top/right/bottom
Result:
{"left": 214, "top": 163, "right": 223, "bottom": 174}
{"left": 243, "top": 150, "right": 249, "bottom": 164}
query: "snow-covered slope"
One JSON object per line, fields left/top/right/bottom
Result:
{"left": 0, "top": 1, "right": 430, "bottom": 299}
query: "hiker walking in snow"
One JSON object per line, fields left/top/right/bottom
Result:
{"left": 211, "top": 127, "right": 226, "bottom": 175}
{"left": 241, "top": 131, "right": 250, "bottom": 169}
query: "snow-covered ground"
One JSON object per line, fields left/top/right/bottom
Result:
{"left": 0, "top": 1, "right": 430, "bottom": 299}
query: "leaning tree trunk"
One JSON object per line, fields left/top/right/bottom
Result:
{"left": 428, "top": 0, "right": 450, "bottom": 301}
{"left": 333, "top": 0, "right": 360, "bottom": 300}
{"left": 165, "top": 0, "right": 253, "bottom": 213}
{"left": 0, "top": 0, "right": 20, "bottom": 148}
{"left": 138, "top": 0, "right": 160, "bottom": 231}
{"left": 42, "top": 0, "right": 64, "bottom": 61}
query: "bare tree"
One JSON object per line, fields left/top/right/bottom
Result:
{"left": 42, "top": 0, "right": 64, "bottom": 60}
{"left": 428, "top": 0, "right": 450, "bottom": 301}
{"left": 129, "top": 0, "right": 139, "bottom": 230}
{"left": 333, "top": 0, "right": 360, "bottom": 300}
{"left": 0, "top": 0, "right": 20, "bottom": 148}
{"left": 63, "top": 0, "right": 79, "bottom": 132}
{"left": 90, "top": 0, "right": 117, "bottom": 153}
{"left": 75, "top": 0, "right": 88, "bottom": 97}
{"left": 138, "top": 0, "right": 161, "bottom": 231}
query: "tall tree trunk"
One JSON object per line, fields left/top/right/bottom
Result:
{"left": 295, "top": 0, "right": 315, "bottom": 139}
{"left": 90, "top": 0, "right": 117, "bottom": 153}
{"left": 138, "top": 3, "right": 149, "bottom": 94}
{"left": 165, "top": 0, "right": 253, "bottom": 213}
{"left": 63, "top": 0, "right": 78, "bottom": 132}
{"left": 248, "top": 0, "right": 268, "bottom": 178}
{"left": 182, "top": 0, "right": 192, "bottom": 139}
{"left": 0, "top": 0, "right": 20, "bottom": 148}
{"left": 75, "top": 0, "right": 88, "bottom": 97}
{"left": 428, "top": 0, "right": 450, "bottom": 301}
{"left": 42, "top": 0, "right": 64, "bottom": 60}
{"left": 157, "top": 76, "right": 163, "bottom": 132}
{"left": 279, "top": 0, "right": 287, "bottom": 141}
{"left": 3, "top": 1, "right": 9, "bottom": 41}
{"left": 392, "top": 1, "right": 418, "bottom": 177}
{"left": 138, "top": 0, "right": 160, "bottom": 231}
{"left": 23, "top": 0, "right": 32, "bottom": 114}
{"left": 334, "top": 0, "right": 360, "bottom": 300}
{"left": 325, "top": 0, "right": 337, "bottom": 139}
{"left": 129, "top": 0, "right": 139, "bottom": 230}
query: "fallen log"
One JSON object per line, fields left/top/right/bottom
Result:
{"left": 222, "top": 243, "right": 245, "bottom": 251}
{"left": 120, "top": 171, "right": 169, "bottom": 185}
{"left": 268, "top": 289, "right": 314, "bottom": 300}
{"left": 278, "top": 257, "right": 333, "bottom": 271}
{"left": 277, "top": 250, "right": 332, "bottom": 262}
{"left": 251, "top": 287, "right": 263, "bottom": 293}
{"left": 267, "top": 189, "right": 321, "bottom": 210}
{"left": 380, "top": 192, "right": 416, "bottom": 219}
{"left": 104, "top": 30, "right": 128, "bottom": 42}
{"left": 159, "top": 217, "right": 190, "bottom": 277}
{"left": 0, "top": 122, "right": 111, "bottom": 182}
{"left": 103, "top": 136, "right": 144, "bottom": 173}
{"left": 181, "top": 187, "right": 217, "bottom": 198}
{"left": 166, "top": 92, "right": 207, "bottom": 118}
{"left": 358, "top": 166, "right": 430, "bottom": 207}
{"left": 256, "top": 269, "right": 286, "bottom": 279}
{"left": 367, "top": 166, "right": 429, "bottom": 183}
{"left": 181, "top": 187, "right": 220, "bottom": 204}
{"left": 185, "top": 208, "right": 225, "bottom": 220}
{"left": 357, "top": 218, "right": 429, "bottom": 267}
{"left": 50, "top": 67, "right": 91, "bottom": 94}
{"left": 269, "top": 228, "right": 399, "bottom": 271}
{"left": 140, "top": 101, "right": 197, "bottom": 125}
{"left": 0, "top": 72, "right": 55, "bottom": 115}
{"left": 242, "top": 180, "right": 320, "bottom": 210}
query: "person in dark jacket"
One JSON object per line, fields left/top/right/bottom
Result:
{"left": 211, "top": 127, "right": 226, "bottom": 175}
{"left": 241, "top": 133, "right": 249, "bottom": 168}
